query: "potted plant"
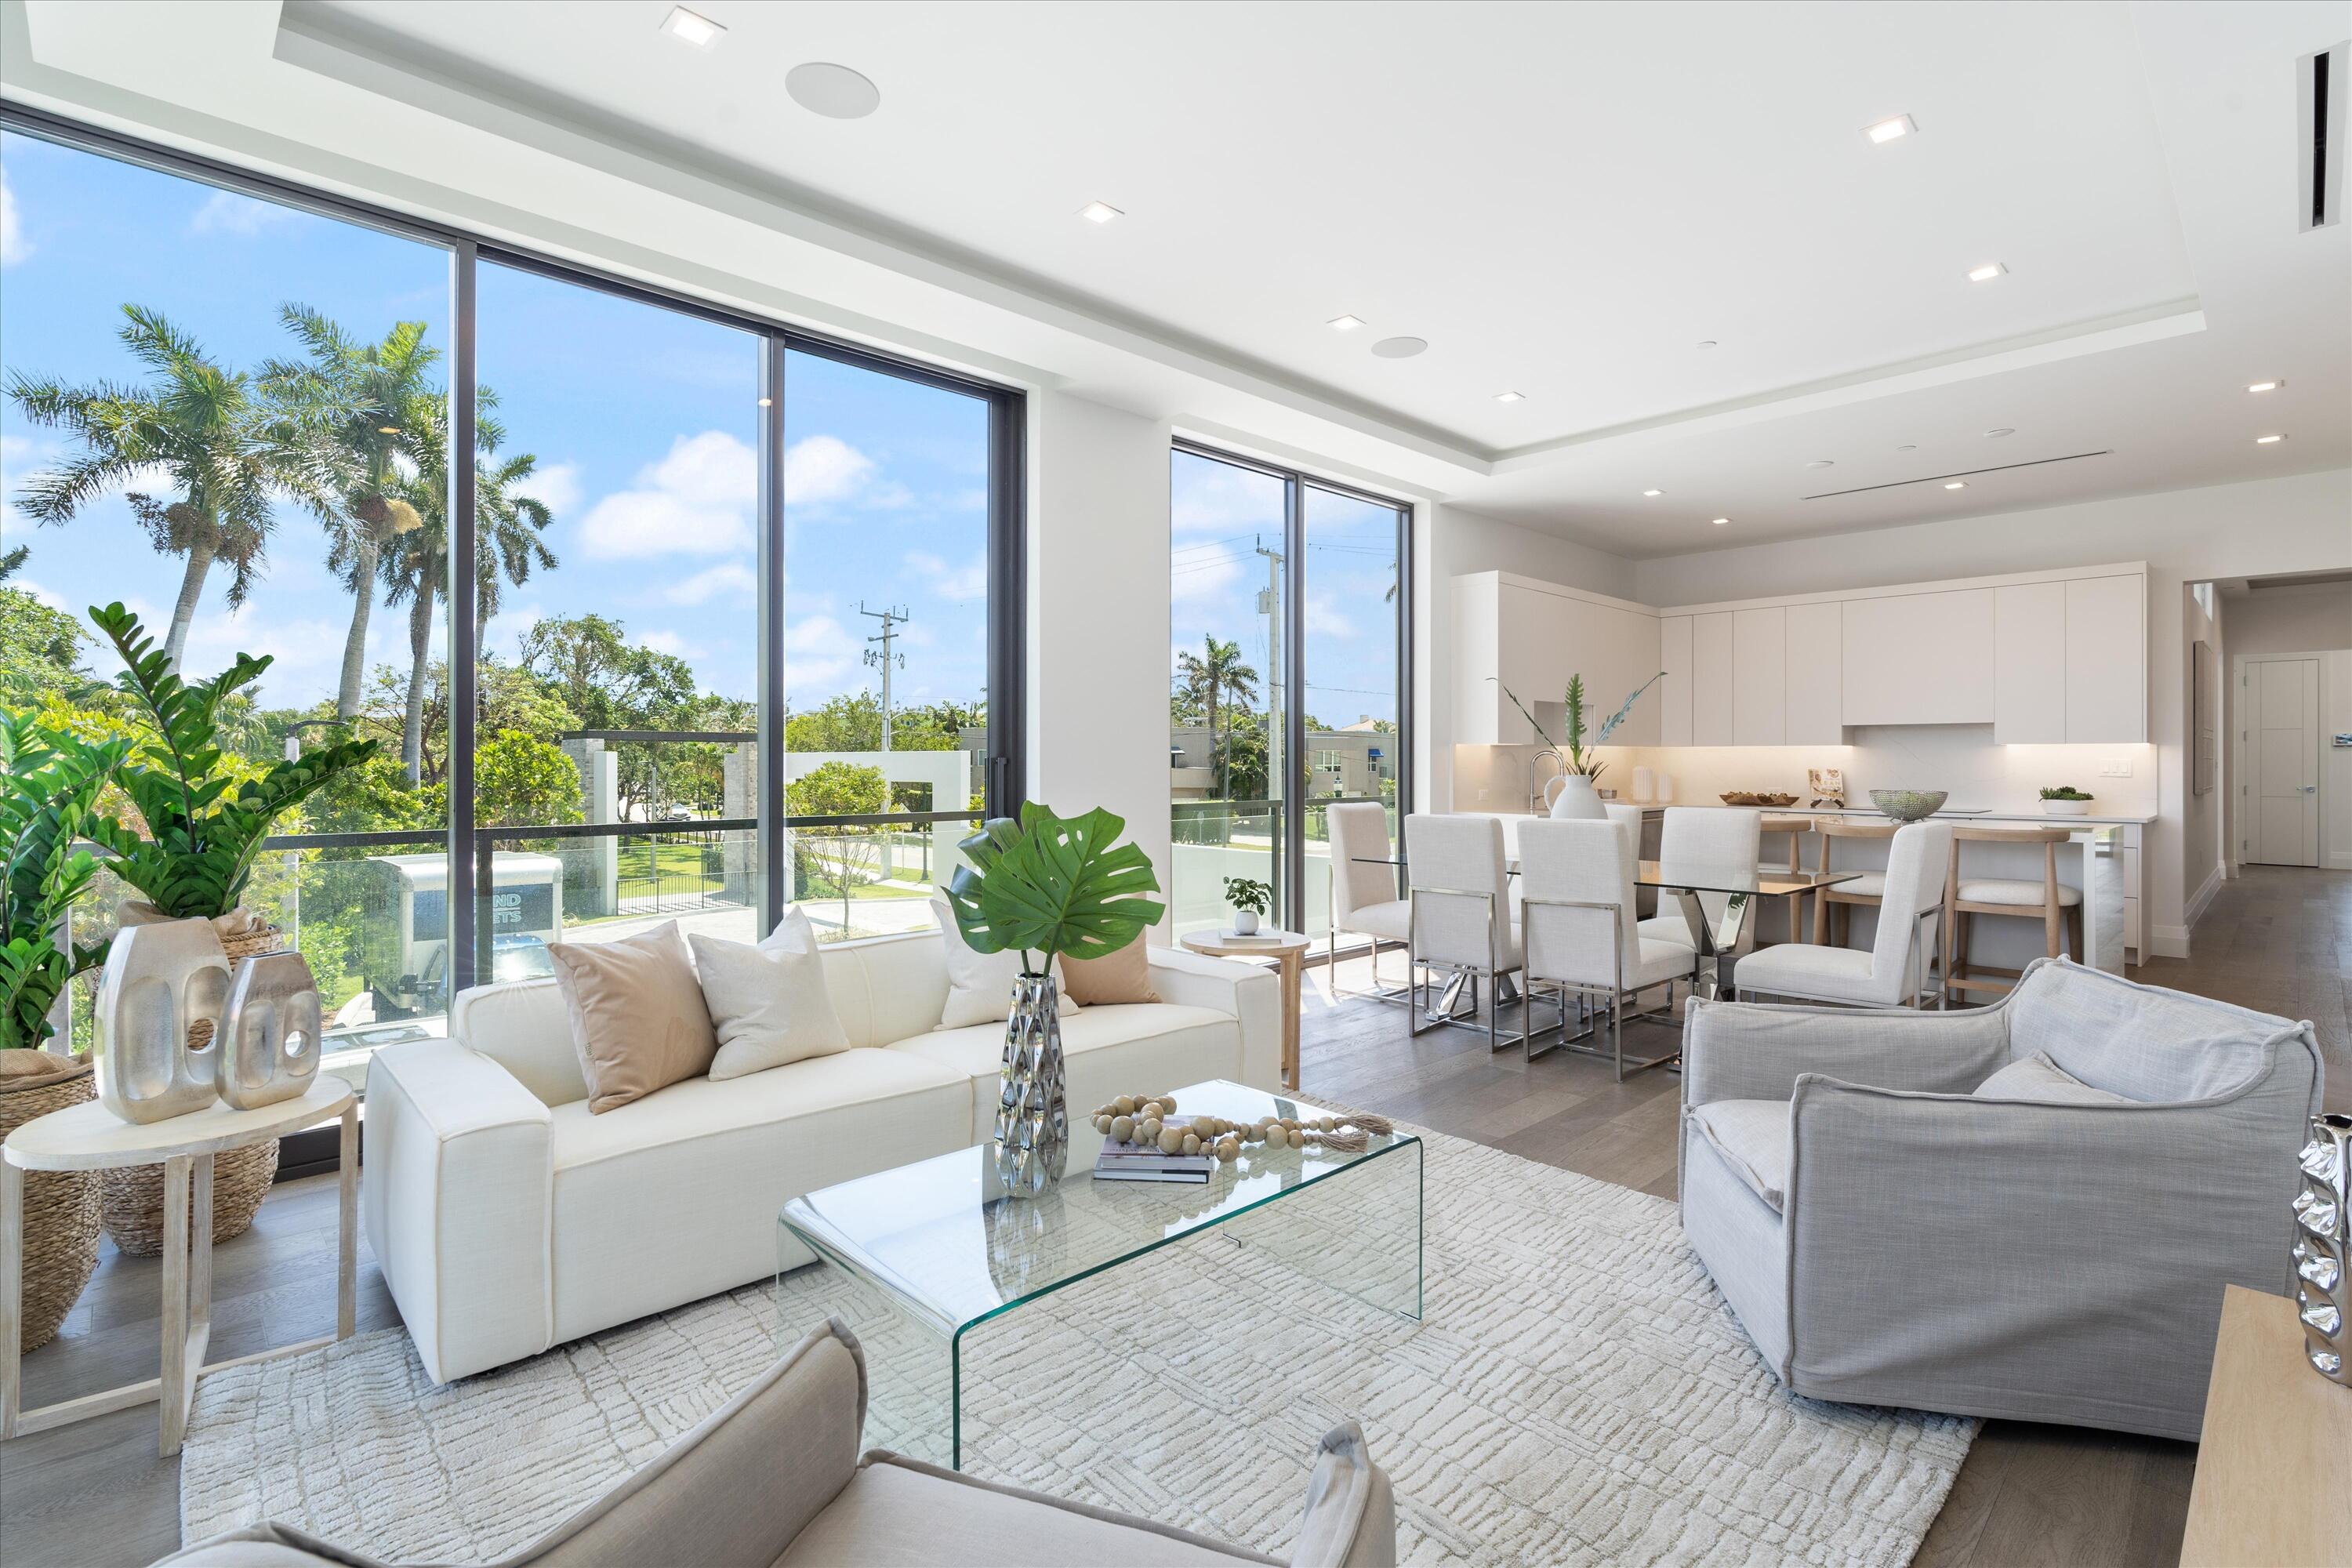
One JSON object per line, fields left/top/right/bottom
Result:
{"left": 1494, "top": 671, "right": 1664, "bottom": 818}
{"left": 2039, "top": 786, "right": 2096, "bottom": 817}
{"left": 1222, "top": 876, "right": 1272, "bottom": 935}
{"left": 946, "top": 803, "right": 1163, "bottom": 1192}
{"left": 81, "top": 604, "right": 379, "bottom": 1252}
{"left": 0, "top": 710, "right": 129, "bottom": 1350}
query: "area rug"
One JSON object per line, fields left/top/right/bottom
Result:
{"left": 180, "top": 1127, "right": 1974, "bottom": 1566}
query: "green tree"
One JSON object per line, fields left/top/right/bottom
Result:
{"left": 782, "top": 690, "right": 967, "bottom": 754}
{"left": 1219, "top": 713, "right": 1270, "bottom": 801}
{"left": 380, "top": 387, "right": 556, "bottom": 781}
{"left": 8, "top": 305, "right": 310, "bottom": 671}
{"left": 261, "top": 307, "right": 440, "bottom": 719}
{"left": 473, "top": 729, "right": 583, "bottom": 829}
{"left": 1174, "top": 636, "right": 1259, "bottom": 798}
{"left": 0, "top": 587, "right": 96, "bottom": 702}
{"left": 786, "top": 760, "right": 887, "bottom": 929}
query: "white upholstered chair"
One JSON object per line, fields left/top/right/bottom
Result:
{"left": 1639, "top": 807, "right": 1762, "bottom": 952}
{"left": 1519, "top": 818, "right": 1699, "bottom": 1078}
{"left": 1324, "top": 801, "right": 1412, "bottom": 1004}
{"left": 1734, "top": 821, "right": 1951, "bottom": 1009}
{"left": 1403, "top": 813, "right": 1526, "bottom": 1051}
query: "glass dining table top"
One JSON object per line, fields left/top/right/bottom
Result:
{"left": 1351, "top": 852, "right": 1862, "bottom": 897}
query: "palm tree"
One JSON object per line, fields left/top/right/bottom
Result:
{"left": 262, "top": 307, "right": 440, "bottom": 719}
{"left": 380, "top": 387, "right": 556, "bottom": 782}
{"left": 1175, "top": 635, "right": 1259, "bottom": 798}
{"left": 7, "top": 305, "right": 302, "bottom": 670}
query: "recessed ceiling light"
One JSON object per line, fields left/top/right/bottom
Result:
{"left": 1695, "top": 339, "right": 1719, "bottom": 350}
{"left": 1494, "top": 390, "right": 1525, "bottom": 403}
{"left": 1864, "top": 114, "right": 1918, "bottom": 144}
{"left": 1944, "top": 481, "right": 1967, "bottom": 490}
{"left": 2256, "top": 434, "right": 2285, "bottom": 444}
{"left": 660, "top": 5, "right": 724, "bottom": 47}
{"left": 1967, "top": 262, "right": 2009, "bottom": 283}
{"left": 1642, "top": 489, "right": 1663, "bottom": 498}
{"left": 2247, "top": 379, "right": 2282, "bottom": 393}
{"left": 1077, "top": 200, "right": 1123, "bottom": 224}
{"left": 1804, "top": 459, "right": 1835, "bottom": 469}
{"left": 1370, "top": 336, "right": 1428, "bottom": 359}
{"left": 1984, "top": 427, "right": 2015, "bottom": 437}
{"left": 786, "top": 61, "right": 880, "bottom": 119}
{"left": 1327, "top": 314, "right": 1365, "bottom": 332}
{"left": 1711, "top": 517, "right": 1730, "bottom": 526}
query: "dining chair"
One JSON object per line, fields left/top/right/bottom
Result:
{"left": 1733, "top": 821, "right": 1951, "bottom": 1009}
{"left": 1324, "top": 801, "right": 1413, "bottom": 1005}
{"left": 1759, "top": 813, "right": 1816, "bottom": 945}
{"left": 1519, "top": 818, "right": 1698, "bottom": 1079}
{"left": 1810, "top": 818, "right": 1900, "bottom": 945}
{"left": 1403, "top": 813, "right": 1528, "bottom": 1052}
{"left": 1941, "top": 826, "right": 2085, "bottom": 1004}
{"left": 1639, "top": 807, "right": 1762, "bottom": 953}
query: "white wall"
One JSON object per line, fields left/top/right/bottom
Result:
{"left": 1025, "top": 390, "right": 1177, "bottom": 936}
{"left": 1628, "top": 469, "right": 2352, "bottom": 955}
{"left": 2222, "top": 582, "right": 2352, "bottom": 873}
{"left": 2181, "top": 583, "right": 2223, "bottom": 918}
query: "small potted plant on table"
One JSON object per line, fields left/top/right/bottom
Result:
{"left": 2039, "top": 786, "right": 2096, "bottom": 817}
{"left": 1223, "top": 877, "right": 1272, "bottom": 935}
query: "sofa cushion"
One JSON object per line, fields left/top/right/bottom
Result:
{"left": 776, "top": 1455, "right": 1267, "bottom": 1566}
{"left": 547, "top": 1049, "right": 970, "bottom": 1342}
{"left": 693, "top": 913, "right": 852, "bottom": 1080}
{"left": 1973, "top": 1050, "right": 2131, "bottom": 1105}
{"left": 1060, "top": 931, "right": 1162, "bottom": 1006}
{"left": 547, "top": 921, "right": 719, "bottom": 1113}
{"left": 1686, "top": 1100, "right": 1791, "bottom": 1212}
{"left": 2009, "top": 960, "right": 2284, "bottom": 1102}
{"left": 452, "top": 976, "right": 590, "bottom": 1107}
{"left": 892, "top": 1004, "right": 1243, "bottom": 1144}
{"left": 818, "top": 930, "right": 952, "bottom": 1051}
{"left": 931, "top": 895, "right": 1078, "bottom": 1029}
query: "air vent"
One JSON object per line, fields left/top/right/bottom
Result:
{"left": 2249, "top": 568, "right": 2352, "bottom": 591}
{"left": 2300, "top": 42, "right": 2348, "bottom": 231}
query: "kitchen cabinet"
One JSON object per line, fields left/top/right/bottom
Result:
{"left": 1994, "top": 581, "right": 2069, "bottom": 743}
{"left": 1784, "top": 601, "right": 1843, "bottom": 744}
{"left": 1659, "top": 615, "right": 1693, "bottom": 746}
{"left": 2064, "top": 575, "right": 2147, "bottom": 742}
{"left": 1733, "top": 607, "right": 1788, "bottom": 746}
{"left": 1451, "top": 572, "right": 1663, "bottom": 746}
{"left": 1841, "top": 588, "right": 1994, "bottom": 726}
{"left": 1693, "top": 612, "right": 1736, "bottom": 746}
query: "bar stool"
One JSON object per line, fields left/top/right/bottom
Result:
{"left": 1760, "top": 813, "right": 1815, "bottom": 945}
{"left": 1812, "top": 818, "right": 1899, "bottom": 946}
{"left": 1942, "top": 826, "right": 2083, "bottom": 1004}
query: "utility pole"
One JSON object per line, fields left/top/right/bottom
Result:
{"left": 860, "top": 602, "right": 910, "bottom": 752}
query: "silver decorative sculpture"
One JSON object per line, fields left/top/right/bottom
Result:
{"left": 993, "top": 971, "right": 1068, "bottom": 1196}
{"left": 95, "top": 918, "right": 229, "bottom": 1124}
{"left": 2292, "top": 1112, "right": 2350, "bottom": 1385}
{"left": 216, "top": 950, "right": 322, "bottom": 1111}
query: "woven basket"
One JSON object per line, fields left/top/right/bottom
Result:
{"left": 99, "top": 910, "right": 285, "bottom": 1258}
{"left": 0, "top": 1054, "right": 102, "bottom": 1352}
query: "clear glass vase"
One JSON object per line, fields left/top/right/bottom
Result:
{"left": 993, "top": 971, "right": 1069, "bottom": 1196}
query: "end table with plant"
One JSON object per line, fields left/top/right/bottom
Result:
{"left": 79, "top": 604, "right": 379, "bottom": 1253}
{"left": 1222, "top": 876, "right": 1272, "bottom": 935}
{"left": 945, "top": 803, "right": 1163, "bottom": 1192}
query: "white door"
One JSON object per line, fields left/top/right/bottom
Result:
{"left": 2246, "top": 658, "right": 2321, "bottom": 867}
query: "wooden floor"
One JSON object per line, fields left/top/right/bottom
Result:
{"left": 3, "top": 865, "right": 2343, "bottom": 1568}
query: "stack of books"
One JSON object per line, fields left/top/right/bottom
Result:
{"left": 1093, "top": 1123, "right": 1213, "bottom": 1184}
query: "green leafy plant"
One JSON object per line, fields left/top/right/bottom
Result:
{"left": 2039, "top": 786, "right": 2094, "bottom": 801}
{"left": 1, "top": 710, "right": 130, "bottom": 1051}
{"left": 81, "top": 603, "right": 380, "bottom": 920}
{"left": 1491, "top": 671, "right": 1666, "bottom": 780}
{"left": 945, "top": 803, "right": 1166, "bottom": 976}
{"left": 1222, "top": 877, "right": 1272, "bottom": 916}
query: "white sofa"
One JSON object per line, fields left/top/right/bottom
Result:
{"left": 363, "top": 928, "right": 1280, "bottom": 1384}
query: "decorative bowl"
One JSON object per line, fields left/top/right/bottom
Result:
{"left": 1720, "top": 791, "right": 1800, "bottom": 808}
{"left": 2041, "top": 797, "right": 2092, "bottom": 816}
{"left": 1869, "top": 789, "right": 1947, "bottom": 822}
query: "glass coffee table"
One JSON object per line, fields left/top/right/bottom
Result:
{"left": 777, "top": 1079, "right": 1421, "bottom": 1468}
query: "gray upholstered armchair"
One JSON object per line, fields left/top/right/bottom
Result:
{"left": 160, "top": 1319, "right": 1396, "bottom": 1568}
{"left": 1679, "top": 956, "right": 2323, "bottom": 1441}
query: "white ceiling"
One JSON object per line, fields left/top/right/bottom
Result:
{"left": 7, "top": 0, "right": 2346, "bottom": 557}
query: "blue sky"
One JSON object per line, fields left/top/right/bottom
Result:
{"left": 0, "top": 131, "right": 992, "bottom": 717}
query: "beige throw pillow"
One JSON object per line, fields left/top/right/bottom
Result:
{"left": 546, "top": 921, "right": 718, "bottom": 1114}
{"left": 691, "top": 909, "right": 853, "bottom": 1080}
{"left": 931, "top": 895, "right": 1080, "bottom": 1030}
{"left": 1059, "top": 931, "right": 1162, "bottom": 1005}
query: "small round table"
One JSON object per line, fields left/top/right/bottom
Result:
{"left": 1181, "top": 928, "right": 1314, "bottom": 1091}
{"left": 1, "top": 1080, "right": 358, "bottom": 1457}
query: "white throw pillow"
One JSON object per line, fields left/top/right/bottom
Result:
{"left": 1972, "top": 1051, "right": 2129, "bottom": 1105}
{"left": 931, "top": 895, "right": 1080, "bottom": 1030}
{"left": 691, "top": 909, "right": 852, "bottom": 1079}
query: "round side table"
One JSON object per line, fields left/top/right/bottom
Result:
{"left": 1180, "top": 928, "right": 1313, "bottom": 1091}
{"left": 1, "top": 1080, "right": 358, "bottom": 1457}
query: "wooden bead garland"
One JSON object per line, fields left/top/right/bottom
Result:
{"left": 1088, "top": 1091, "right": 1396, "bottom": 1161}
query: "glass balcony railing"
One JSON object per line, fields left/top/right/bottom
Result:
{"left": 1169, "top": 795, "right": 1398, "bottom": 942}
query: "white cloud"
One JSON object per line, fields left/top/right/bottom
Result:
{"left": 14, "top": 575, "right": 71, "bottom": 612}
{"left": 0, "top": 170, "right": 24, "bottom": 266}
{"left": 904, "top": 550, "right": 987, "bottom": 601}
{"left": 783, "top": 434, "right": 876, "bottom": 506}
{"left": 639, "top": 630, "right": 703, "bottom": 661}
{"left": 187, "top": 190, "right": 299, "bottom": 238}
{"left": 1171, "top": 459, "right": 1282, "bottom": 535}
{"left": 1170, "top": 541, "right": 1245, "bottom": 603}
{"left": 782, "top": 614, "right": 861, "bottom": 695}
{"left": 578, "top": 430, "right": 755, "bottom": 560}
{"left": 528, "top": 460, "right": 583, "bottom": 520}
{"left": 662, "top": 562, "right": 757, "bottom": 605}
{"left": 1305, "top": 593, "right": 1356, "bottom": 639}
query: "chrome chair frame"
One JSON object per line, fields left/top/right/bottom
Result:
{"left": 1326, "top": 880, "right": 1414, "bottom": 1008}
{"left": 1520, "top": 895, "right": 1693, "bottom": 1080}
{"left": 1405, "top": 884, "right": 1534, "bottom": 1054}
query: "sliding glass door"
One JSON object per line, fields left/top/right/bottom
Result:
{"left": 1168, "top": 443, "right": 1410, "bottom": 944}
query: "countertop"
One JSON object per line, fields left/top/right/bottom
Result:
{"left": 1466, "top": 804, "right": 2158, "bottom": 826}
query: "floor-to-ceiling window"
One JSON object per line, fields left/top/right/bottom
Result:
{"left": 2, "top": 111, "right": 1024, "bottom": 1106}
{"left": 1167, "top": 442, "right": 1409, "bottom": 942}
